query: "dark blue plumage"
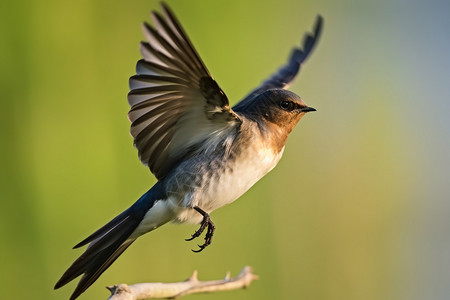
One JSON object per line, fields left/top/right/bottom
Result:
{"left": 55, "top": 183, "right": 165, "bottom": 299}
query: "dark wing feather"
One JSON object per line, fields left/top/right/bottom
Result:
{"left": 128, "top": 2, "right": 241, "bottom": 180}
{"left": 234, "top": 15, "right": 323, "bottom": 109}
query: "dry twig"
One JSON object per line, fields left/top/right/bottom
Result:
{"left": 107, "top": 266, "right": 258, "bottom": 300}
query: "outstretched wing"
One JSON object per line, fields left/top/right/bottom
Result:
{"left": 234, "top": 15, "right": 323, "bottom": 108}
{"left": 128, "top": 2, "right": 241, "bottom": 180}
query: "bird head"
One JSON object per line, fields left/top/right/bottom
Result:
{"left": 253, "top": 89, "right": 316, "bottom": 135}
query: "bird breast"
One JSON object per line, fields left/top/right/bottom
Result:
{"left": 205, "top": 143, "right": 285, "bottom": 207}
{"left": 172, "top": 137, "right": 285, "bottom": 224}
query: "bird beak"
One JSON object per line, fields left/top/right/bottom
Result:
{"left": 300, "top": 106, "right": 316, "bottom": 113}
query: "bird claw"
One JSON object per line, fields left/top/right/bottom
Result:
{"left": 192, "top": 245, "right": 205, "bottom": 253}
{"left": 185, "top": 206, "right": 215, "bottom": 252}
{"left": 185, "top": 219, "right": 207, "bottom": 241}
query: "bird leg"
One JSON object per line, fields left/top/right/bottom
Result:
{"left": 185, "top": 206, "right": 215, "bottom": 253}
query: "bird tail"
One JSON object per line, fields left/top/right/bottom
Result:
{"left": 54, "top": 206, "right": 140, "bottom": 300}
{"left": 55, "top": 184, "right": 166, "bottom": 300}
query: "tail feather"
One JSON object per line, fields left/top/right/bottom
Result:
{"left": 55, "top": 211, "right": 142, "bottom": 290}
{"left": 54, "top": 212, "right": 139, "bottom": 290}
{"left": 73, "top": 208, "right": 133, "bottom": 249}
{"left": 68, "top": 240, "right": 135, "bottom": 300}
{"left": 55, "top": 183, "right": 166, "bottom": 299}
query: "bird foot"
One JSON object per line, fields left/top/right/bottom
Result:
{"left": 185, "top": 206, "right": 215, "bottom": 252}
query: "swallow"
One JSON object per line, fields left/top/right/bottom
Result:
{"left": 55, "top": 2, "right": 322, "bottom": 299}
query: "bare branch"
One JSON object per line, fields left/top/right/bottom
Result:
{"left": 106, "top": 266, "right": 258, "bottom": 300}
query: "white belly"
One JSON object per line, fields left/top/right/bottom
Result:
{"left": 175, "top": 145, "right": 284, "bottom": 224}
{"left": 208, "top": 146, "right": 284, "bottom": 207}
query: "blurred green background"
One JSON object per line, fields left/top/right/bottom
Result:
{"left": 1, "top": 0, "right": 450, "bottom": 299}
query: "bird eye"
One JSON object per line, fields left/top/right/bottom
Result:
{"left": 280, "top": 100, "right": 293, "bottom": 111}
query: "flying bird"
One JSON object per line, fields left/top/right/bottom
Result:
{"left": 55, "top": 2, "right": 323, "bottom": 299}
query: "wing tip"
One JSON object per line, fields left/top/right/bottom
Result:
{"left": 313, "top": 14, "right": 324, "bottom": 41}
{"left": 160, "top": 1, "right": 173, "bottom": 16}
{"left": 299, "top": 14, "right": 324, "bottom": 62}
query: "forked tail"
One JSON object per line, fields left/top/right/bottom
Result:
{"left": 55, "top": 184, "right": 165, "bottom": 300}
